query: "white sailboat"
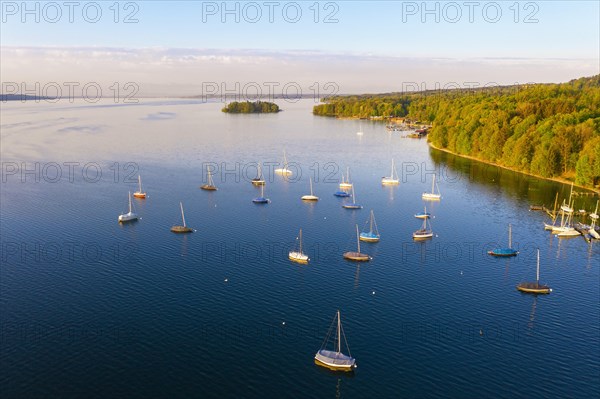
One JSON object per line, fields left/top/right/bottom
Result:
{"left": 171, "top": 202, "right": 194, "bottom": 233}
{"left": 274, "top": 150, "right": 293, "bottom": 175}
{"left": 343, "top": 224, "right": 370, "bottom": 261}
{"left": 200, "top": 165, "right": 218, "bottom": 191}
{"left": 381, "top": 159, "right": 399, "bottom": 185}
{"left": 252, "top": 162, "right": 266, "bottom": 185}
{"left": 359, "top": 210, "right": 380, "bottom": 242}
{"left": 422, "top": 174, "right": 441, "bottom": 200}
{"left": 118, "top": 191, "right": 139, "bottom": 223}
{"left": 413, "top": 209, "right": 433, "bottom": 240}
{"left": 133, "top": 175, "right": 146, "bottom": 198}
{"left": 315, "top": 310, "right": 357, "bottom": 371}
{"left": 301, "top": 177, "right": 319, "bottom": 201}
{"left": 340, "top": 167, "right": 352, "bottom": 189}
{"left": 289, "top": 228, "right": 309, "bottom": 264}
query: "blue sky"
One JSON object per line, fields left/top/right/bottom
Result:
{"left": 1, "top": 1, "right": 599, "bottom": 95}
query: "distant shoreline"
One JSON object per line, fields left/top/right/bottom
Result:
{"left": 428, "top": 142, "right": 600, "bottom": 195}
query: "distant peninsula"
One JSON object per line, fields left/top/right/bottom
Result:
{"left": 222, "top": 101, "right": 280, "bottom": 114}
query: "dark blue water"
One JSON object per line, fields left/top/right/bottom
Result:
{"left": 1, "top": 99, "right": 599, "bottom": 398}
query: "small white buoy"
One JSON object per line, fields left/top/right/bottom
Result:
{"left": 282, "top": 321, "right": 285, "bottom": 325}
{"left": 479, "top": 329, "right": 483, "bottom": 336}
{"left": 372, "top": 291, "right": 376, "bottom": 295}
{"left": 460, "top": 271, "right": 463, "bottom": 275}
{"left": 224, "top": 278, "right": 228, "bottom": 282}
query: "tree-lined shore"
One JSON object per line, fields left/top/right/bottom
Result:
{"left": 313, "top": 76, "right": 600, "bottom": 190}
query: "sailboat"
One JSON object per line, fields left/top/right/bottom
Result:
{"left": 133, "top": 175, "right": 147, "bottom": 198}
{"left": 413, "top": 209, "right": 433, "bottom": 240}
{"left": 488, "top": 224, "right": 519, "bottom": 256}
{"left": 170, "top": 202, "right": 194, "bottom": 233}
{"left": 381, "top": 159, "right": 399, "bottom": 185}
{"left": 252, "top": 184, "right": 270, "bottom": 204}
{"left": 360, "top": 210, "right": 380, "bottom": 242}
{"left": 289, "top": 229, "right": 309, "bottom": 264}
{"left": 414, "top": 207, "right": 431, "bottom": 219}
{"left": 342, "top": 186, "right": 362, "bottom": 209}
{"left": 200, "top": 165, "right": 218, "bottom": 191}
{"left": 343, "top": 225, "right": 371, "bottom": 261}
{"left": 274, "top": 150, "right": 293, "bottom": 175}
{"left": 589, "top": 200, "right": 599, "bottom": 239}
{"left": 314, "top": 310, "right": 357, "bottom": 372}
{"left": 118, "top": 191, "right": 139, "bottom": 223}
{"left": 516, "top": 249, "right": 552, "bottom": 294}
{"left": 422, "top": 174, "right": 441, "bottom": 200}
{"left": 301, "top": 178, "right": 319, "bottom": 201}
{"left": 544, "top": 184, "right": 575, "bottom": 232}
{"left": 252, "top": 162, "right": 266, "bottom": 185}
{"left": 340, "top": 167, "right": 352, "bottom": 189}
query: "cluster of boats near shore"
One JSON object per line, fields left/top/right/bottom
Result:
{"left": 115, "top": 152, "right": 597, "bottom": 372}
{"left": 540, "top": 184, "right": 600, "bottom": 241}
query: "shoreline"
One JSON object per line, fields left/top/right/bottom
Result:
{"left": 427, "top": 141, "right": 600, "bottom": 195}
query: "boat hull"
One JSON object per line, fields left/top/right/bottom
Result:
{"left": 488, "top": 249, "right": 519, "bottom": 257}
{"left": 342, "top": 205, "right": 362, "bottom": 209}
{"left": 413, "top": 232, "right": 433, "bottom": 240}
{"left": 334, "top": 192, "right": 350, "bottom": 197}
{"left": 289, "top": 252, "right": 309, "bottom": 264}
{"left": 381, "top": 178, "right": 399, "bottom": 185}
{"left": 314, "top": 350, "right": 356, "bottom": 372}
{"left": 274, "top": 168, "right": 292, "bottom": 175}
{"left": 422, "top": 193, "right": 441, "bottom": 200}
{"left": 516, "top": 283, "right": 551, "bottom": 294}
{"left": 170, "top": 226, "right": 193, "bottom": 233}
{"left": 200, "top": 185, "right": 217, "bottom": 191}
{"left": 252, "top": 198, "right": 270, "bottom": 204}
{"left": 301, "top": 195, "right": 319, "bottom": 201}
{"left": 118, "top": 212, "right": 138, "bottom": 223}
{"left": 359, "top": 233, "right": 380, "bottom": 242}
{"left": 556, "top": 229, "right": 580, "bottom": 237}
{"left": 133, "top": 192, "right": 146, "bottom": 199}
{"left": 343, "top": 252, "right": 370, "bottom": 261}
{"left": 339, "top": 183, "right": 352, "bottom": 189}
{"left": 414, "top": 213, "right": 431, "bottom": 219}
{"left": 251, "top": 179, "right": 265, "bottom": 186}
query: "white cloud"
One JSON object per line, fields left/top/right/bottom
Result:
{"left": 1, "top": 46, "right": 597, "bottom": 97}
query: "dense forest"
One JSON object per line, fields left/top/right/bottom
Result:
{"left": 313, "top": 76, "right": 600, "bottom": 189}
{"left": 222, "top": 101, "right": 280, "bottom": 113}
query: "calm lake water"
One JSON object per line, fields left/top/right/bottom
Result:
{"left": 1, "top": 99, "right": 599, "bottom": 398}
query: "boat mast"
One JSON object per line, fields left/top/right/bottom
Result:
{"left": 346, "top": 167, "right": 350, "bottom": 184}
{"left": 390, "top": 159, "right": 394, "bottom": 178}
{"left": 508, "top": 224, "right": 512, "bottom": 248}
{"left": 355, "top": 224, "right": 361, "bottom": 253}
{"left": 299, "top": 229, "right": 303, "bottom": 254}
{"left": 352, "top": 186, "right": 356, "bottom": 204}
{"left": 536, "top": 249, "right": 540, "bottom": 285}
{"left": 431, "top": 174, "right": 435, "bottom": 194}
{"left": 283, "top": 150, "right": 288, "bottom": 169}
{"left": 370, "top": 210, "right": 374, "bottom": 233}
{"left": 128, "top": 191, "right": 132, "bottom": 212}
{"left": 310, "top": 178, "right": 313, "bottom": 195}
{"left": 337, "top": 310, "right": 341, "bottom": 354}
{"left": 180, "top": 202, "right": 186, "bottom": 227}
{"left": 138, "top": 175, "right": 142, "bottom": 192}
